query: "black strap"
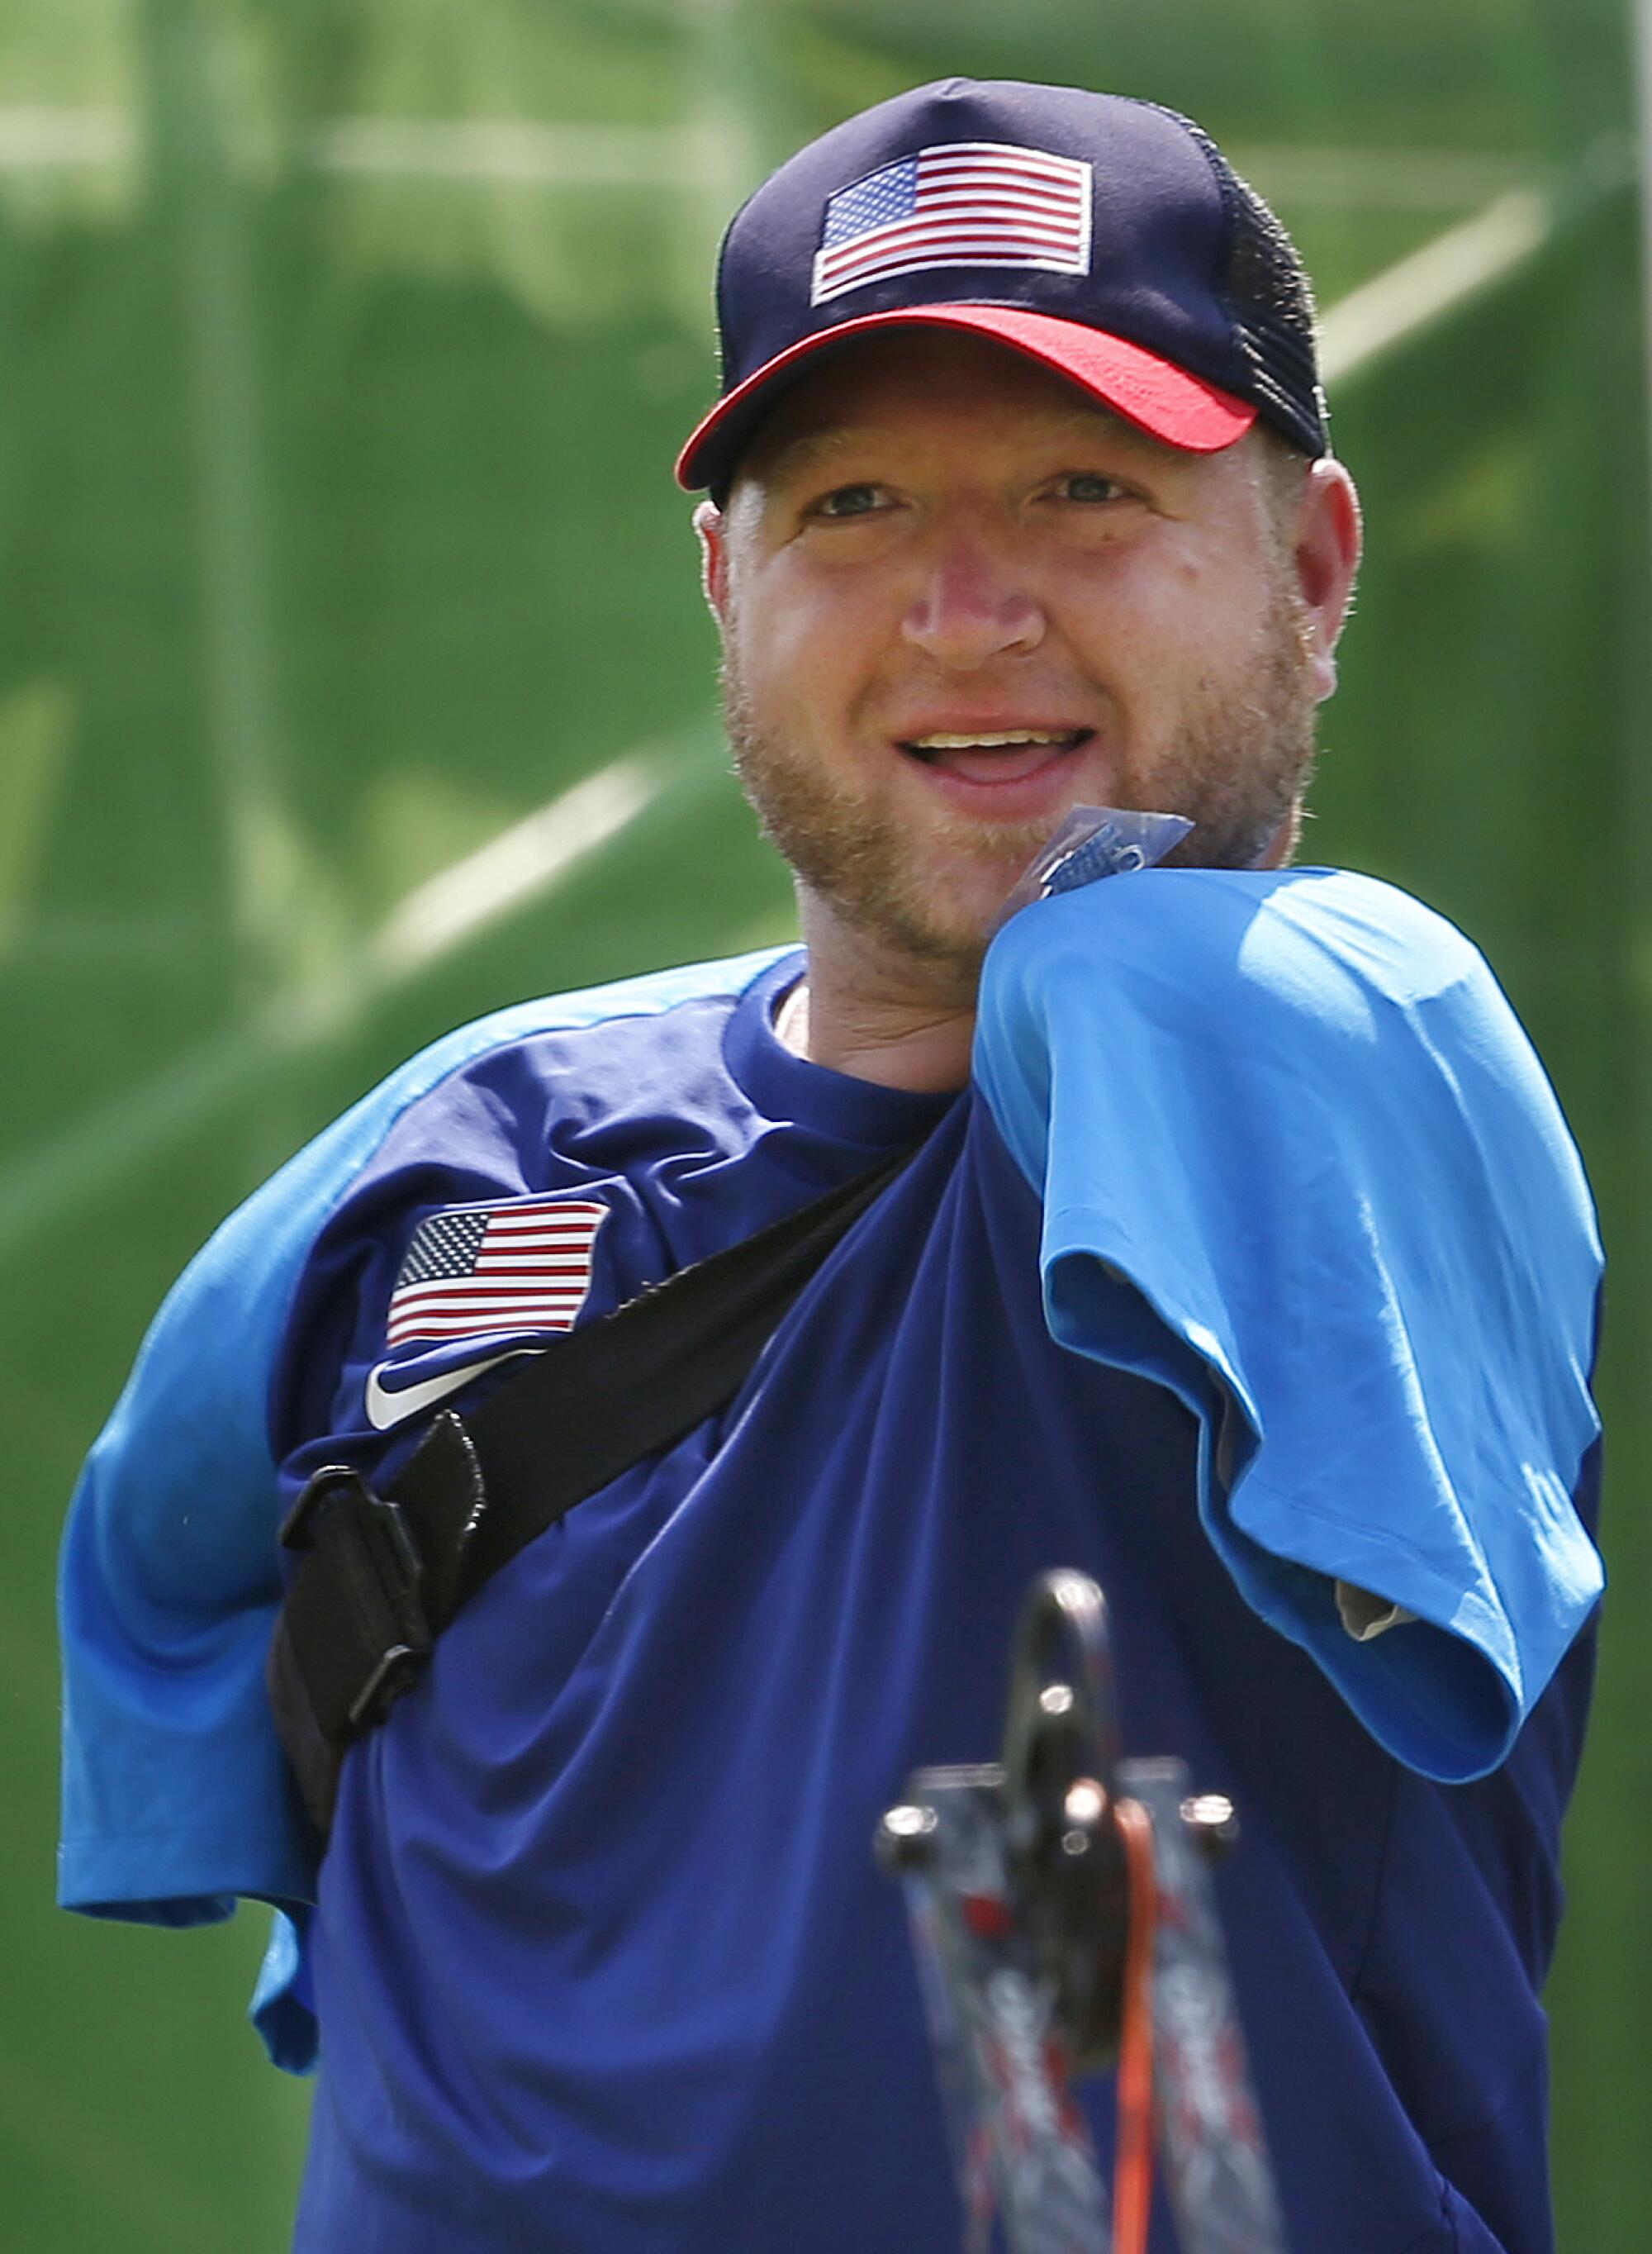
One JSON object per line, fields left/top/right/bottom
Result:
{"left": 268, "top": 1144, "right": 914, "bottom": 1833}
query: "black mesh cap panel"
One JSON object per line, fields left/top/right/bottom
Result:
{"left": 1170, "top": 113, "right": 1328, "bottom": 457}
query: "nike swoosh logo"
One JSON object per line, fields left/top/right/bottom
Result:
{"left": 363, "top": 1348, "right": 541, "bottom": 1431}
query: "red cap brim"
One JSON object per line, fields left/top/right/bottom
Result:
{"left": 675, "top": 304, "right": 1256, "bottom": 492}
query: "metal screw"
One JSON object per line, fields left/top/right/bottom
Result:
{"left": 876, "top": 1802, "right": 938, "bottom": 1873}
{"left": 1180, "top": 1792, "right": 1239, "bottom": 1859}
{"left": 1063, "top": 1778, "right": 1106, "bottom": 1827}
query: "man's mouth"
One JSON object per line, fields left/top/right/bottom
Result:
{"left": 900, "top": 727, "right": 1093, "bottom": 785}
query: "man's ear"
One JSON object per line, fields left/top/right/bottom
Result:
{"left": 693, "top": 499, "right": 729, "bottom": 625}
{"left": 1291, "top": 458, "right": 1362, "bottom": 702}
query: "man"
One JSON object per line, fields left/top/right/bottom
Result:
{"left": 59, "top": 78, "right": 1603, "bottom": 2254}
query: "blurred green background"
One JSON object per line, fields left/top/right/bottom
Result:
{"left": 4, "top": 0, "right": 1646, "bottom": 2246}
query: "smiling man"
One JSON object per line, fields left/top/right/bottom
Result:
{"left": 60, "top": 80, "right": 1602, "bottom": 2254}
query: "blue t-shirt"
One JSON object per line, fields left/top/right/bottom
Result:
{"left": 59, "top": 869, "right": 1604, "bottom": 2254}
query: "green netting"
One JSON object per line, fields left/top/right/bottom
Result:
{"left": 3, "top": 2, "right": 1645, "bottom": 2246}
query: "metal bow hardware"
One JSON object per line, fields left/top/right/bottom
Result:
{"left": 877, "top": 1569, "right": 1287, "bottom": 2254}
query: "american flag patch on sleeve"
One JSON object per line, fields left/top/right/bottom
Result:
{"left": 384, "top": 1196, "right": 608, "bottom": 1349}
{"left": 811, "top": 140, "right": 1092, "bottom": 307}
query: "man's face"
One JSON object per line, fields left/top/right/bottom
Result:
{"left": 700, "top": 330, "right": 1353, "bottom": 993}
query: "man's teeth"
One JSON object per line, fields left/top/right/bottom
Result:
{"left": 908, "top": 729, "right": 1081, "bottom": 750}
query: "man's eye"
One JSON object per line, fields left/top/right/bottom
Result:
{"left": 1056, "top": 472, "right": 1124, "bottom": 504}
{"left": 812, "top": 483, "right": 887, "bottom": 519}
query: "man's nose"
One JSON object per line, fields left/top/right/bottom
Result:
{"left": 900, "top": 535, "right": 1046, "bottom": 668}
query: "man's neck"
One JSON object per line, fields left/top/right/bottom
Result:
{"left": 776, "top": 909, "right": 978, "bottom": 1093}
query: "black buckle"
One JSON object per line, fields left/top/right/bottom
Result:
{"left": 279, "top": 1466, "right": 433, "bottom": 1732}
{"left": 280, "top": 1462, "right": 382, "bottom": 1552}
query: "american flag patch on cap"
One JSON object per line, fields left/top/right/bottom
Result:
{"left": 384, "top": 1196, "right": 607, "bottom": 1349}
{"left": 812, "top": 140, "right": 1092, "bottom": 307}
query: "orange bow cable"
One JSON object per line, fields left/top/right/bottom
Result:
{"left": 1111, "top": 1795, "right": 1158, "bottom": 2254}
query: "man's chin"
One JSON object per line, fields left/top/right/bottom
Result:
{"left": 790, "top": 821, "right": 1071, "bottom": 987}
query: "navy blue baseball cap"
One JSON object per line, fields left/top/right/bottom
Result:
{"left": 676, "top": 78, "right": 1327, "bottom": 498}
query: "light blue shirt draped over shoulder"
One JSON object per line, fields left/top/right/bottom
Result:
{"left": 974, "top": 865, "right": 1604, "bottom": 1782}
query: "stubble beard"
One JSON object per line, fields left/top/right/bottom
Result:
{"left": 720, "top": 586, "right": 1321, "bottom": 988}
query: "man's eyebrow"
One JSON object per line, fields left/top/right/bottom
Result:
{"left": 755, "top": 425, "right": 873, "bottom": 486}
